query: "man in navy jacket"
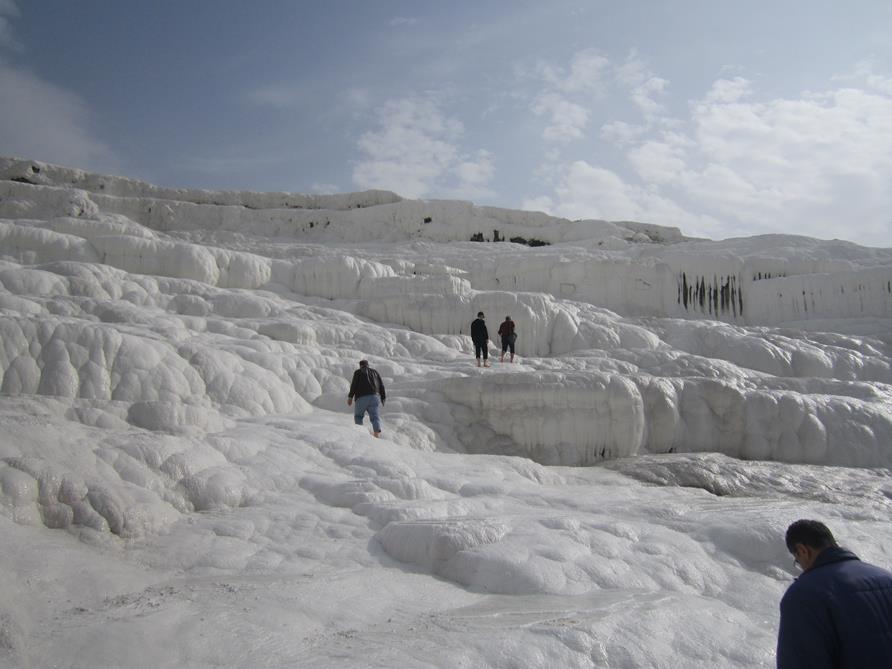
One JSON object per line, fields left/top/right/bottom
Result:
{"left": 777, "top": 519, "right": 892, "bottom": 668}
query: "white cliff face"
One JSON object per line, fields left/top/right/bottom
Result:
{"left": 2, "top": 156, "right": 891, "bottom": 473}
{"left": 1, "top": 157, "right": 892, "bottom": 668}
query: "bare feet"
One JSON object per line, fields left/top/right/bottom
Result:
{"left": 373, "top": 431, "right": 381, "bottom": 438}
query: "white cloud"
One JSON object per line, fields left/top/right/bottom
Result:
{"left": 0, "top": 5, "right": 113, "bottom": 170}
{"left": 686, "top": 85, "right": 892, "bottom": 213}
{"left": 528, "top": 49, "right": 609, "bottom": 144}
{"left": 528, "top": 50, "right": 667, "bottom": 146}
{"left": 835, "top": 59, "right": 892, "bottom": 97}
{"left": 614, "top": 55, "right": 644, "bottom": 89}
{"left": 249, "top": 83, "right": 371, "bottom": 119}
{"left": 453, "top": 150, "right": 494, "bottom": 186}
{"left": 444, "top": 150, "right": 497, "bottom": 200}
{"left": 627, "top": 140, "right": 688, "bottom": 184}
{"left": 341, "top": 87, "right": 371, "bottom": 112}
{"left": 520, "top": 194, "right": 555, "bottom": 214}
{"left": 538, "top": 160, "right": 716, "bottom": 231}
{"left": 0, "top": 0, "right": 20, "bottom": 51}
{"left": 616, "top": 52, "right": 668, "bottom": 118}
{"left": 698, "top": 85, "right": 892, "bottom": 244}
{"left": 532, "top": 92, "right": 589, "bottom": 142}
{"left": 867, "top": 74, "right": 892, "bottom": 96}
{"left": 703, "top": 77, "right": 753, "bottom": 104}
{"left": 0, "top": 61, "right": 116, "bottom": 170}
{"left": 532, "top": 64, "right": 892, "bottom": 246}
{"left": 600, "top": 120, "right": 646, "bottom": 145}
{"left": 0, "top": 6, "right": 117, "bottom": 170}
{"left": 630, "top": 77, "right": 668, "bottom": 117}
{"left": 554, "top": 49, "right": 609, "bottom": 95}
{"left": 352, "top": 96, "right": 495, "bottom": 199}
{"left": 389, "top": 17, "right": 419, "bottom": 27}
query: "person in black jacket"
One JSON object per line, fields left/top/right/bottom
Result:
{"left": 471, "top": 311, "right": 489, "bottom": 367}
{"left": 777, "top": 519, "right": 892, "bottom": 668}
{"left": 347, "top": 360, "right": 386, "bottom": 437}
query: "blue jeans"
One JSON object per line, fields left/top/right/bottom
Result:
{"left": 354, "top": 394, "right": 382, "bottom": 433}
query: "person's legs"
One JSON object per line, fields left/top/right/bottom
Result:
{"left": 509, "top": 340, "right": 515, "bottom": 363}
{"left": 354, "top": 395, "right": 382, "bottom": 436}
{"left": 475, "top": 342, "right": 484, "bottom": 366}
{"left": 500, "top": 337, "right": 508, "bottom": 362}
{"left": 354, "top": 395, "right": 371, "bottom": 425}
{"left": 366, "top": 395, "right": 382, "bottom": 436}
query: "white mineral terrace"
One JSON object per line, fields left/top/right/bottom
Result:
{"left": 1, "top": 156, "right": 891, "bottom": 668}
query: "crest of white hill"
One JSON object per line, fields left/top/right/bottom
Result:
{"left": 1, "top": 155, "right": 892, "bottom": 548}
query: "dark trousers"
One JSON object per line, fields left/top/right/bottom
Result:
{"left": 474, "top": 342, "right": 488, "bottom": 359}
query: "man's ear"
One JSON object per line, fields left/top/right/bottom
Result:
{"left": 792, "top": 543, "right": 819, "bottom": 570}
{"left": 794, "top": 543, "right": 813, "bottom": 559}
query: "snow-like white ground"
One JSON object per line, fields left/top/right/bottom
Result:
{"left": 1, "top": 156, "right": 892, "bottom": 668}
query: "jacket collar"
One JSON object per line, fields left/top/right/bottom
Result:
{"left": 807, "top": 546, "right": 860, "bottom": 572}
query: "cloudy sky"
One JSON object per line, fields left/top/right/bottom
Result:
{"left": 2, "top": 1, "right": 892, "bottom": 246}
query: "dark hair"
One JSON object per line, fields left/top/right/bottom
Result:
{"left": 477, "top": 312, "right": 484, "bottom": 317}
{"left": 785, "top": 519, "right": 837, "bottom": 553}
{"left": 359, "top": 360, "right": 369, "bottom": 367}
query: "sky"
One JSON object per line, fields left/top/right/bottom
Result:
{"left": 2, "top": 1, "right": 892, "bottom": 246}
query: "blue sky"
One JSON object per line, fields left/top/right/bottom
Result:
{"left": 2, "top": 1, "right": 892, "bottom": 246}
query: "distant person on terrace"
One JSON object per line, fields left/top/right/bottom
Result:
{"left": 471, "top": 311, "right": 490, "bottom": 367}
{"left": 347, "top": 359, "right": 386, "bottom": 437}
{"left": 498, "top": 316, "right": 516, "bottom": 363}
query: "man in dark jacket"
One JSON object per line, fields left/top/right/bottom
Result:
{"left": 777, "top": 519, "right": 892, "bottom": 668}
{"left": 471, "top": 311, "right": 489, "bottom": 367}
{"left": 497, "top": 316, "right": 516, "bottom": 363}
{"left": 347, "top": 360, "right": 386, "bottom": 437}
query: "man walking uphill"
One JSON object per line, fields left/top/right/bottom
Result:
{"left": 777, "top": 519, "right": 892, "bottom": 668}
{"left": 347, "top": 360, "right": 386, "bottom": 438}
{"left": 471, "top": 311, "right": 489, "bottom": 367}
